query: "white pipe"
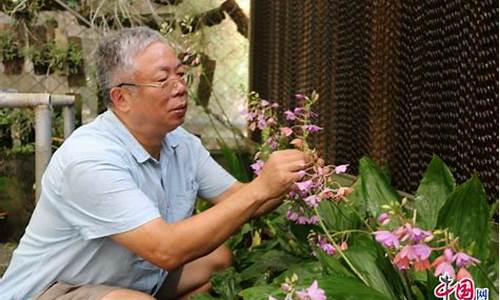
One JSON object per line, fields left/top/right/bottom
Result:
{"left": 35, "top": 104, "right": 52, "bottom": 202}
{"left": 0, "top": 93, "right": 74, "bottom": 107}
{"left": 63, "top": 106, "right": 75, "bottom": 139}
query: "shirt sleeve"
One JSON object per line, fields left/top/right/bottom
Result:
{"left": 60, "top": 155, "right": 161, "bottom": 240}
{"left": 193, "top": 139, "right": 237, "bottom": 200}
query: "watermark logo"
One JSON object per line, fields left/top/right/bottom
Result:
{"left": 434, "top": 272, "right": 489, "bottom": 300}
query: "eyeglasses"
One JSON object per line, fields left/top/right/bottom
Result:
{"left": 116, "top": 73, "right": 192, "bottom": 91}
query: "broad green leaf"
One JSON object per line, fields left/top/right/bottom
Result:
{"left": 437, "top": 176, "right": 490, "bottom": 261}
{"left": 315, "top": 250, "right": 355, "bottom": 278}
{"left": 239, "top": 250, "right": 301, "bottom": 283}
{"left": 317, "top": 200, "right": 361, "bottom": 232}
{"left": 357, "top": 157, "right": 400, "bottom": 217}
{"left": 239, "top": 285, "right": 282, "bottom": 300}
{"left": 272, "top": 261, "right": 324, "bottom": 287}
{"left": 190, "top": 293, "right": 220, "bottom": 300}
{"left": 210, "top": 267, "right": 242, "bottom": 300}
{"left": 217, "top": 140, "right": 250, "bottom": 182}
{"left": 318, "top": 276, "right": 392, "bottom": 300}
{"left": 415, "top": 156, "right": 455, "bottom": 229}
{"left": 344, "top": 245, "right": 397, "bottom": 299}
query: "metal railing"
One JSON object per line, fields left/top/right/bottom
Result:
{"left": 0, "top": 92, "right": 75, "bottom": 201}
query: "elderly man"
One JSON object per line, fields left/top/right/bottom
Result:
{"left": 0, "top": 27, "right": 308, "bottom": 300}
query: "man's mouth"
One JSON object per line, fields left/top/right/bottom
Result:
{"left": 171, "top": 103, "right": 187, "bottom": 114}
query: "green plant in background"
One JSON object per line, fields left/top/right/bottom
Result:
{"left": 0, "top": 108, "right": 35, "bottom": 154}
{"left": 0, "top": 32, "right": 24, "bottom": 63}
{"left": 1, "top": 0, "right": 44, "bottom": 26}
{"left": 66, "top": 41, "right": 83, "bottom": 75}
{"left": 29, "top": 41, "right": 66, "bottom": 75}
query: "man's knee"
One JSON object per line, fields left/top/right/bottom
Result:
{"left": 212, "top": 245, "right": 233, "bottom": 271}
{"left": 101, "top": 288, "right": 155, "bottom": 300}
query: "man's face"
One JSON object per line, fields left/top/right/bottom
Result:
{"left": 127, "top": 41, "right": 188, "bottom": 133}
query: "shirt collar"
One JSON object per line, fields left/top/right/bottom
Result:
{"left": 103, "top": 110, "right": 181, "bottom": 163}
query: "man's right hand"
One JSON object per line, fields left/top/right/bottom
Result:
{"left": 251, "top": 149, "right": 310, "bottom": 201}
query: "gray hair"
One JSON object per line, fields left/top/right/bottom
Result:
{"left": 95, "top": 27, "right": 172, "bottom": 107}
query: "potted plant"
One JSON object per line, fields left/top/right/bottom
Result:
{"left": 29, "top": 41, "right": 66, "bottom": 75}
{"left": 66, "top": 40, "right": 86, "bottom": 86}
{"left": 0, "top": 32, "right": 24, "bottom": 75}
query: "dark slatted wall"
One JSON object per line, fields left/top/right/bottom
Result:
{"left": 249, "top": 0, "right": 498, "bottom": 201}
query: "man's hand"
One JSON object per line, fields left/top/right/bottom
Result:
{"left": 251, "top": 149, "right": 310, "bottom": 201}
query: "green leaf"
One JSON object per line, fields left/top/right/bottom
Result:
{"left": 343, "top": 244, "right": 398, "bottom": 299}
{"left": 318, "top": 276, "right": 392, "bottom": 300}
{"left": 437, "top": 176, "right": 490, "bottom": 261}
{"left": 210, "top": 267, "right": 242, "bottom": 300}
{"left": 190, "top": 293, "right": 220, "bottom": 300}
{"left": 316, "top": 200, "right": 361, "bottom": 232}
{"left": 272, "top": 261, "right": 324, "bottom": 287}
{"left": 217, "top": 139, "right": 250, "bottom": 182}
{"left": 239, "top": 250, "right": 301, "bottom": 283}
{"left": 414, "top": 156, "right": 455, "bottom": 229}
{"left": 239, "top": 285, "right": 282, "bottom": 300}
{"left": 315, "top": 251, "right": 355, "bottom": 278}
{"left": 356, "top": 157, "right": 401, "bottom": 217}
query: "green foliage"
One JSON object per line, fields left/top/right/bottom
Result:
{"left": 415, "top": 155, "right": 455, "bottom": 229}
{"left": 317, "top": 277, "right": 393, "bottom": 300}
{"left": 66, "top": 42, "right": 84, "bottom": 75}
{"left": 201, "top": 156, "right": 498, "bottom": 300}
{"left": 0, "top": 32, "right": 23, "bottom": 62}
{"left": 29, "top": 41, "right": 67, "bottom": 74}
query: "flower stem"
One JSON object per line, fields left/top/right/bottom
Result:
{"left": 399, "top": 271, "right": 414, "bottom": 300}
{"left": 313, "top": 207, "right": 370, "bottom": 287}
{"left": 477, "top": 265, "right": 499, "bottom": 294}
{"left": 331, "top": 229, "right": 371, "bottom": 238}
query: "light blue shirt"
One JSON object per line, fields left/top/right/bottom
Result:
{"left": 0, "top": 110, "right": 236, "bottom": 300}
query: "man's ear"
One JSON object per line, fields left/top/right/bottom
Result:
{"left": 109, "top": 87, "right": 131, "bottom": 112}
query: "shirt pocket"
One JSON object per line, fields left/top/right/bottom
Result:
{"left": 168, "top": 181, "right": 198, "bottom": 222}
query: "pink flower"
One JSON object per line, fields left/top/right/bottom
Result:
{"left": 261, "top": 99, "right": 270, "bottom": 107}
{"left": 281, "top": 127, "right": 293, "bottom": 137}
{"left": 373, "top": 231, "right": 400, "bottom": 248}
{"left": 340, "top": 241, "right": 348, "bottom": 251}
{"left": 432, "top": 249, "right": 456, "bottom": 278}
{"left": 304, "top": 195, "right": 321, "bottom": 207}
{"left": 334, "top": 187, "right": 353, "bottom": 199}
{"left": 297, "top": 216, "right": 309, "bottom": 224}
{"left": 271, "top": 102, "right": 279, "bottom": 108}
{"left": 284, "top": 110, "right": 296, "bottom": 120}
{"left": 251, "top": 160, "right": 264, "bottom": 175}
{"left": 453, "top": 252, "right": 480, "bottom": 268}
{"left": 295, "top": 93, "right": 306, "bottom": 100}
{"left": 297, "top": 170, "right": 306, "bottom": 179}
{"left": 257, "top": 115, "right": 267, "bottom": 129}
{"left": 319, "top": 188, "right": 335, "bottom": 199}
{"left": 456, "top": 267, "right": 473, "bottom": 280}
{"left": 412, "top": 244, "right": 432, "bottom": 260}
{"left": 302, "top": 124, "right": 323, "bottom": 133}
{"left": 394, "top": 224, "right": 432, "bottom": 242}
{"left": 287, "top": 210, "right": 299, "bottom": 221}
{"left": 394, "top": 250, "right": 410, "bottom": 270}
{"left": 406, "top": 224, "right": 433, "bottom": 242}
{"left": 281, "top": 283, "right": 292, "bottom": 292}
{"left": 377, "top": 213, "right": 390, "bottom": 224}
{"left": 335, "top": 164, "right": 349, "bottom": 173}
{"left": 294, "top": 107, "right": 305, "bottom": 114}
{"left": 296, "top": 280, "right": 326, "bottom": 300}
{"left": 308, "top": 215, "right": 320, "bottom": 224}
{"left": 434, "top": 261, "right": 455, "bottom": 278}
{"left": 290, "top": 138, "right": 304, "bottom": 148}
{"left": 296, "top": 180, "right": 314, "bottom": 192}
{"left": 266, "top": 117, "right": 276, "bottom": 126}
